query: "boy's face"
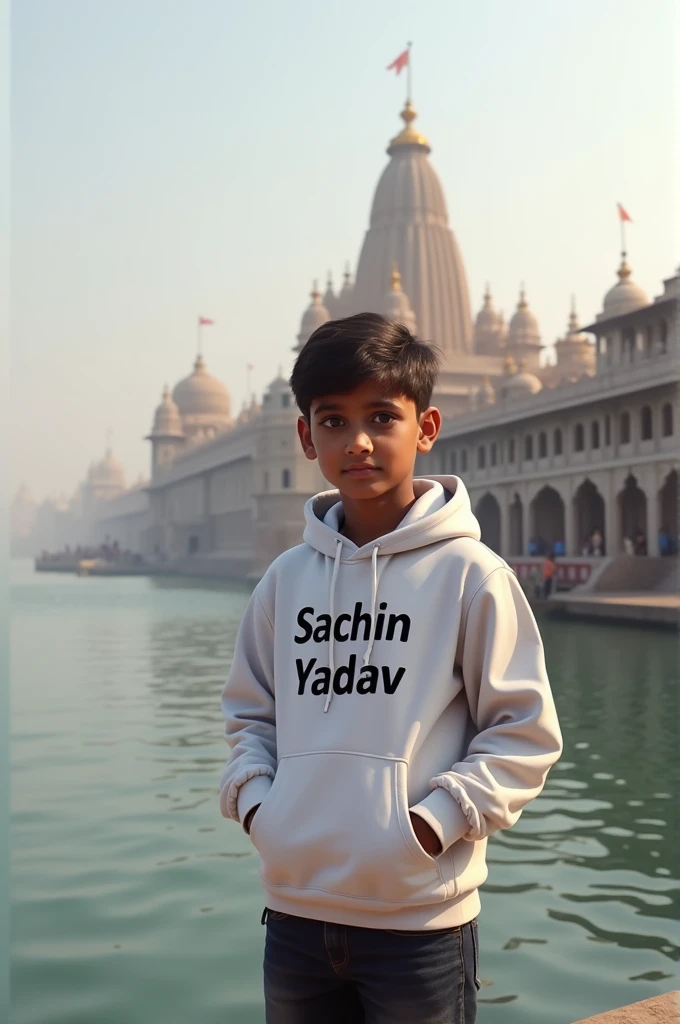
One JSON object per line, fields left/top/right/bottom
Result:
{"left": 297, "top": 381, "right": 441, "bottom": 500}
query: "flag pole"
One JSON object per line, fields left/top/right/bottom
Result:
{"left": 620, "top": 213, "right": 626, "bottom": 260}
{"left": 197, "top": 318, "right": 202, "bottom": 358}
{"left": 407, "top": 41, "right": 412, "bottom": 102}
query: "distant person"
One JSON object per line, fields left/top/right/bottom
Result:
{"left": 591, "top": 529, "right": 603, "bottom": 557}
{"left": 219, "top": 312, "right": 563, "bottom": 1024}
{"left": 634, "top": 527, "right": 647, "bottom": 556}
{"left": 658, "top": 527, "right": 671, "bottom": 556}
{"left": 552, "top": 539, "right": 565, "bottom": 557}
{"left": 543, "top": 553, "right": 557, "bottom": 598}
{"left": 581, "top": 537, "right": 592, "bottom": 556}
{"left": 527, "top": 537, "right": 538, "bottom": 556}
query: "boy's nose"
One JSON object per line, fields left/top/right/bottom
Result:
{"left": 345, "top": 433, "right": 373, "bottom": 454}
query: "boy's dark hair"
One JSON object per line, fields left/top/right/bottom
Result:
{"left": 289, "top": 312, "right": 441, "bottom": 420}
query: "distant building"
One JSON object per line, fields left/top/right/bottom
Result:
{"left": 14, "top": 102, "right": 678, "bottom": 570}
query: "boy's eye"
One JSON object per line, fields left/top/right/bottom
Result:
{"left": 321, "top": 415, "right": 344, "bottom": 428}
{"left": 373, "top": 412, "right": 396, "bottom": 425}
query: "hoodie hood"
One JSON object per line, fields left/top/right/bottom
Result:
{"left": 303, "top": 476, "right": 481, "bottom": 560}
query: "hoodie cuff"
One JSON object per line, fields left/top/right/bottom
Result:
{"left": 410, "top": 787, "right": 471, "bottom": 852}
{"left": 236, "top": 774, "right": 273, "bottom": 833}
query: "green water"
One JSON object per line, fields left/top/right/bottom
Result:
{"left": 10, "top": 559, "right": 679, "bottom": 1024}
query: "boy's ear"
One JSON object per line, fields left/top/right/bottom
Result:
{"left": 297, "top": 416, "right": 317, "bottom": 460}
{"left": 417, "top": 406, "right": 442, "bottom": 453}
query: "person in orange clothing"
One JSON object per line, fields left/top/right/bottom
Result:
{"left": 542, "top": 554, "right": 557, "bottom": 598}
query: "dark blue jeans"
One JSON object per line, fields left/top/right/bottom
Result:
{"left": 262, "top": 908, "right": 480, "bottom": 1024}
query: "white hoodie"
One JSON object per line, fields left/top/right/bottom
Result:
{"left": 219, "top": 476, "right": 563, "bottom": 930}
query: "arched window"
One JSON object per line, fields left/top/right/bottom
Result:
{"left": 524, "top": 435, "right": 533, "bottom": 461}
{"left": 662, "top": 402, "right": 674, "bottom": 437}
{"left": 605, "top": 414, "right": 611, "bottom": 447}
{"left": 591, "top": 421, "right": 600, "bottom": 449}
{"left": 620, "top": 411, "right": 631, "bottom": 444}
{"left": 490, "top": 442, "right": 497, "bottom": 467}
{"left": 477, "top": 446, "right": 486, "bottom": 470}
{"left": 554, "top": 428, "right": 563, "bottom": 456}
{"left": 644, "top": 326, "right": 653, "bottom": 358}
{"left": 538, "top": 432, "right": 547, "bottom": 458}
{"left": 574, "top": 423, "right": 585, "bottom": 452}
{"left": 282, "top": 468, "right": 291, "bottom": 488}
{"left": 449, "top": 451, "right": 457, "bottom": 473}
{"left": 659, "top": 320, "right": 668, "bottom": 354}
{"left": 640, "top": 405, "right": 653, "bottom": 441}
{"left": 461, "top": 450, "right": 468, "bottom": 473}
{"left": 508, "top": 439, "right": 516, "bottom": 463}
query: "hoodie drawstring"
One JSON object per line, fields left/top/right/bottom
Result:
{"left": 323, "top": 538, "right": 344, "bottom": 713}
{"left": 323, "top": 540, "right": 381, "bottom": 713}
{"left": 362, "top": 543, "right": 380, "bottom": 667}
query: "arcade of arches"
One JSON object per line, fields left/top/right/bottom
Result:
{"left": 473, "top": 470, "right": 678, "bottom": 557}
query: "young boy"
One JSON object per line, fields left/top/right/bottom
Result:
{"left": 220, "top": 313, "right": 563, "bottom": 1024}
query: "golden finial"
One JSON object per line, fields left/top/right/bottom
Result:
{"left": 504, "top": 354, "right": 517, "bottom": 375}
{"left": 483, "top": 283, "right": 492, "bottom": 306}
{"left": 568, "top": 295, "right": 579, "bottom": 333}
{"left": 390, "top": 262, "right": 402, "bottom": 292}
{"left": 617, "top": 256, "right": 632, "bottom": 281}
{"left": 343, "top": 261, "right": 352, "bottom": 287}
{"left": 388, "top": 101, "right": 430, "bottom": 154}
{"left": 518, "top": 283, "right": 528, "bottom": 310}
{"left": 311, "top": 279, "right": 321, "bottom": 300}
{"left": 194, "top": 353, "right": 206, "bottom": 371}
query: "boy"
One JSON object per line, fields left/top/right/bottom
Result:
{"left": 220, "top": 313, "right": 563, "bottom": 1024}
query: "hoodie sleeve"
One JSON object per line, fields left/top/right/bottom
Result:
{"left": 410, "top": 566, "right": 563, "bottom": 853}
{"left": 219, "top": 586, "right": 277, "bottom": 832}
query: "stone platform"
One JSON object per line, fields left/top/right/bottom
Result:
{"left": 550, "top": 591, "right": 679, "bottom": 628}
{"left": 571, "top": 990, "right": 679, "bottom": 1023}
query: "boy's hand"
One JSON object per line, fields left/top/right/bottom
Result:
{"left": 409, "top": 812, "right": 442, "bottom": 856}
{"left": 244, "top": 804, "right": 260, "bottom": 834}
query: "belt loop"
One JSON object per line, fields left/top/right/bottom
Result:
{"left": 261, "top": 907, "right": 268, "bottom": 926}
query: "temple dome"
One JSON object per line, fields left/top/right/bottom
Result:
{"left": 296, "top": 283, "right": 330, "bottom": 350}
{"left": 383, "top": 264, "right": 417, "bottom": 333}
{"left": 474, "top": 285, "right": 504, "bottom": 355}
{"left": 600, "top": 258, "right": 648, "bottom": 319}
{"left": 351, "top": 102, "right": 473, "bottom": 362}
{"left": 88, "top": 448, "right": 126, "bottom": 489}
{"left": 507, "top": 288, "right": 540, "bottom": 347}
{"left": 172, "top": 354, "right": 232, "bottom": 438}
{"left": 149, "top": 385, "right": 184, "bottom": 438}
{"left": 501, "top": 357, "right": 543, "bottom": 400}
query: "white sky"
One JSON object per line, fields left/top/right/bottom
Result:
{"left": 11, "top": 0, "right": 678, "bottom": 499}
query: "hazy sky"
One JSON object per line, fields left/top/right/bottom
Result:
{"left": 11, "top": 0, "right": 677, "bottom": 499}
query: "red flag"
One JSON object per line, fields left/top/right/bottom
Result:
{"left": 386, "top": 48, "right": 409, "bottom": 75}
{"left": 198, "top": 316, "right": 215, "bottom": 325}
{"left": 617, "top": 203, "right": 632, "bottom": 223}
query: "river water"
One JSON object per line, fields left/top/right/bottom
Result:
{"left": 9, "top": 559, "right": 679, "bottom": 1024}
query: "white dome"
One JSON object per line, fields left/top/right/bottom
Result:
{"left": 507, "top": 289, "right": 540, "bottom": 348}
{"left": 474, "top": 285, "right": 504, "bottom": 355}
{"left": 88, "top": 449, "right": 126, "bottom": 489}
{"left": 501, "top": 357, "right": 543, "bottom": 400}
{"left": 172, "top": 355, "right": 232, "bottom": 435}
{"left": 601, "top": 259, "right": 648, "bottom": 319}
{"left": 149, "top": 385, "right": 184, "bottom": 438}
{"left": 383, "top": 265, "right": 417, "bottom": 333}
{"left": 296, "top": 284, "right": 330, "bottom": 350}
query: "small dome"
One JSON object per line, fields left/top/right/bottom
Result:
{"left": 601, "top": 258, "right": 648, "bottom": 319}
{"left": 383, "top": 264, "right": 417, "bottom": 333}
{"left": 507, "top": 288, "right": 541, "bottom": 348}
{"left": 502, "top": 359, "right": 543, "bottom": 400}
{"left": 555, "top": 298, "right": 595, "bottom": 375}
{"left": 296, "top": 282, "right": 330, "bottom": 350}
{"left": 149, "top": 385, "right": 184, "bottom": 438}
{"left": 172, "top": 354, "right": 232, "bottom": 422}
{"left": 475, "top": 376, "right": 497, "bottom": 408}
{"left": 89, "top": 448, "right": 126, "bottom": 489}
{"left": 474, "top": 285, "right": 504, "bottom": 355}
{"left": 322, "top": 271, "right": 339, "bottom": 318}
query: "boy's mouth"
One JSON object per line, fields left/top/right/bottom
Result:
{"left": 342, "top": 464, "right": 381, "bottom": 477}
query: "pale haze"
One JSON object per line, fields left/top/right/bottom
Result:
{"left": 11, "top": 0, "right": 677, "bottom": 499}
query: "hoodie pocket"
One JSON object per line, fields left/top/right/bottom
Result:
{"left": 249, "top": 751, "right": 449, "bottom": 905}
